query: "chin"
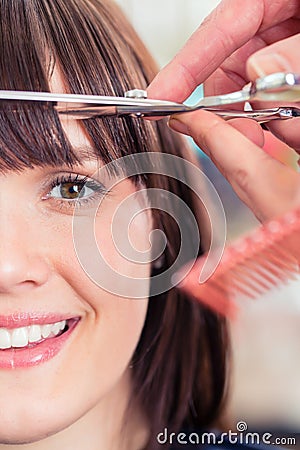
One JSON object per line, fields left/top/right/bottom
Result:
{"left": 0, "top": 403, "right": 79, "bottom": 446}
{"left": 0, "top": 426, "right": 60, "bottom": 445}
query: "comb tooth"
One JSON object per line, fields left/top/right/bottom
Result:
{"left": 238, "top": 258, "right": 279, "bottom": 287}
{"left": 181, "top": 260, "right": 239, "bottom": 317}
{"left": 257, "top": 255, "right": 298, "bottom": 281}
{"left": 208, "top": 277, "right": 242, "bottom": 299}
{"left": 232, "top": 275, "right": 265, "bottom": 297}
{"left": 201, "top": 248, "right": 249, "bottom": 291}
{"left": 231, "top": 259, "right": 275, "bottom": 291}
{"left": 178, "top": 206, "right": 300, "bottom": 319}
{"left": 264, "top": 244, "right": 298, "bottom": 266}
{"left": 245, "top": 260, "right": 297, "bottom": 290}
{"left": 199, "top": 274, "right": 234, "bottom": 300}
{"left": 250, "top": 257, "right": 289, "bottom": 281}
{"left": 270, "top": 263, "right": 299, "bottom": 281}
{"left": 240, "top": 272, "right": 274, "bottom": 293}
{"left": 230, "top": 276, "right": 260, "bottom": 298}
{"left": 270, "top": 257, "right": 299, "bottom": 277}
{"left": 263, "top": 254, "right": 295, "bottom": 273}
{"left": 230, "top": 282, "right": 258, "bottom": 299}
{"left": 242, "top": 226, "right": 299, "bottom": 283}
{"left": 205, "top": 239, "right": 272, "bottom": 297}
{"left": 225, "top": 270, "right": 261, "bottom": 297}
{"left": 226, "top": 238, "right": 278, "bottom": 292}
{"left": 252, "top": 222, "right": 298, "bottom": 264}
{"left": 229, "top": 255, "right": 295, "bottom": 297}
{"left": 229, "top": 268, "right": 267, "bottom": 294}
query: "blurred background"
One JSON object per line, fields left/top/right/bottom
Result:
{"left": 116, "top": 0, "right": 300, "bottom": 438}
{"left": 115, "top": 0, "right": 221, "bottom": 68}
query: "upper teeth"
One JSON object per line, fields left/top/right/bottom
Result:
{"left": 0, "top": 320, "right": 66, "bottom": 349}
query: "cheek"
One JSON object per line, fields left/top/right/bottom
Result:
{"left": 48, "top": 178, "right": 152, "bottom": 364}
{"left": 69, "top": 187, "right": 153, "bottom": 299}
{"left": 53, "top": 225, "right": 149, "bottom": 405}
{"left": 99, "top": 207, "right": 152, "bottom": 275}
{"left": 88, "top": 295, "right": 148, "bottom": 374}
{"left": 46, "top": 213, "right": 149, "bottom": 420}
{"left": 0, "top": 207, "right": 149, "bottom": 444}
{"left": 50, "top": 182, "right": 153, "bottom": 298}
{"left": 50, "top": 190, "right": 151, "bottom": 361}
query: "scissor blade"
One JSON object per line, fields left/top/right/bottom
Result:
{"left": 116, "top": 104, "right": 192, "bottom": 117}
{"left": 0, "top": 90, "right": 184, "bottom": 108}
{"left": 194, "top": 87, "right": 251, "bottom": 108}
{"left": 0, "top": 90, "right": 123, "bottom": 105}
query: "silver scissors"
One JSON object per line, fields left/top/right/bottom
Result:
{"left": 0, "top": 72, "right": 299, "bottom": 124}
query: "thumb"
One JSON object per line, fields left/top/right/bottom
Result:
{"left": 246, "top": 33, "right": 300, "bottom": 154}
{"left": 247, "top": 33, "right": 300, "bottom": 79}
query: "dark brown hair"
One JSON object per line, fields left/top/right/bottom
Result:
{"left": 0, "top": 0, "right": 229, "bottom": 448}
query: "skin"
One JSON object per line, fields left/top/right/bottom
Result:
{"left": 148, "top": 0, "right": 300, "bottom": 224}
{"left": 0, "top": 70, "right": 150, "bottom": 450}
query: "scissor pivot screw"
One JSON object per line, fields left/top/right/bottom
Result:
{"left": 124, "top": 89, "right": 147, "bottom": 99}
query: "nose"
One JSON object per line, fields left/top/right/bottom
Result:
{"left": 0, "top": 211, "right": 50, "bottom": 294}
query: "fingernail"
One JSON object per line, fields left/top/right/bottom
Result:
{"left": 168, "top": 117, "right": 189, "bottom": 135}
{"left": 248, "top": 53, "right": 292, "bottom": 78}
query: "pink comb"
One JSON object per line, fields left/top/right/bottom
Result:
{"left": 178, "top": 207, "right": 300, "bottom": 318}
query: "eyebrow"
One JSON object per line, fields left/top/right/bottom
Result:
{"left": 0, "top": 141, "right": 103, "bottom": 174}
{"left": 0, "top": 101, "right": 121, "bottom": 173}
{"left": 71, "top": 144, "right": 103, "bottom": 163}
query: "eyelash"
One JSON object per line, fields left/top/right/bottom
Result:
{"left": 44, "top": 173, "right": 109, "bottom": 211}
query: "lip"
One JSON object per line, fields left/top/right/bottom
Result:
{"left": 0, "top": 312, "right": 76, "bottom": 329}
{"left": 0, "top": 317, "right": 80, "bottom": 369}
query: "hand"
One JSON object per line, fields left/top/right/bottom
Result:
{"left": 148, "top": 0, "right": 300, "bottom": 222}
{"left": 168, "top": 110, "right": 300, "bottom": 223}
{"left": 148, "top": 0, "right": 300, "bottom": 102}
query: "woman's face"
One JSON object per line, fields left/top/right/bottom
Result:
{"left": 0, "top": 74, "right": 151, "bottom": 444}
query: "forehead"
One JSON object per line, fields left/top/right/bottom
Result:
{"left": 0, "top": 1, "right": 157, "bottom": 173}
{"left": 0, "top": 62, "right": 118, "bottom": 171}
{"left": 49, "top": 66, "right": 93, "bottom": 156}
{"left": 49, "top": 64, "right": 66, "bottom": 93}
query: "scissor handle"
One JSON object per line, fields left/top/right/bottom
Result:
{"left": 254, "top": 72, "right": 300, "bottom": 102}
{"left": 206, "top": 107, "right": 300, "bottom": 123}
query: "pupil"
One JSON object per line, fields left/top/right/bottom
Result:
{"left": 61, "top": 182, "right": 83, "bottom": 199}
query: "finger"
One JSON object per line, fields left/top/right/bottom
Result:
{"left": 168, "top": 110, "right": 300, "bottom": 222}
{"left": 246, "top": 33, "right": 300, "bottom": 150}
{"left": 263, "top": 129, "right": 299, "bottom": 170}
{"left": 204, "top": 67, "right": 246, "bottom": 98}
{"left": 217, "top": 119, "right": 298, "bottom": 169}
{"left": 259, "top": 18, "right": 300, "bottom": 45}
{"left": 148, "top": 0, "right": 299, "bottom": 102}
{"left": 228, "top": 118, "right": 265, "bottom": 148}
{"left": 264, "top": 118, "right": 300, "bottom": 153}
{"left": 148, "top": 0, "right": 265, "bottom": 101}
{"left": 247, "top": 33, "right": 300, "bottom": 78}
{"left": 205, "top": 18, "right": 300, "bottom": 97}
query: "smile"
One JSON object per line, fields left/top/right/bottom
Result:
{"left": 0, "top": 316, "right": 80, "bottom": 369}
{"left": 0, "top": 320, "right": 67, "bottom": 349}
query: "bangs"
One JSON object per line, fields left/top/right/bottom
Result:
{"left": 0, "top": 103, "right": 81, "bottom": 171}
{"left": 0, "top": 0, "right": 159, "bottom": 172}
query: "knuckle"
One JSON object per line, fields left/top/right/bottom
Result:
{"left": 230, "top": 166, "right": 250, "bottom": 191}
{"left": 194, "top": 118, "right": 224, "bottom": 149}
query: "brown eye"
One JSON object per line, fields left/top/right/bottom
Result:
{"left": 60, "top": 182, "right": 84, "bottom": 199}
{"left": 47, "top": 175, "right": 107, "bottom": 205}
